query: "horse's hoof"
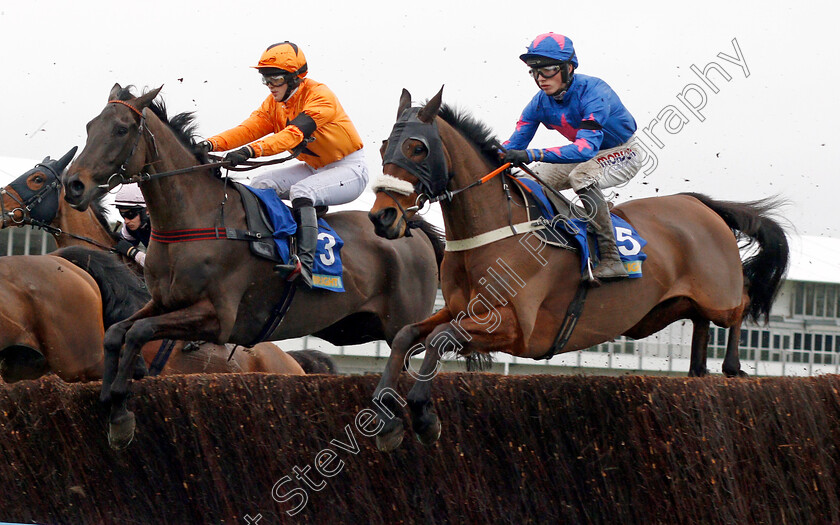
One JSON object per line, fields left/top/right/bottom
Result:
{"left": 723, "top": 370, "right": 750, "bottom": 377}
{"left": 725, "top": 369, "right": 749, "bottom": 378}
{"left": 414, "top": 413, "right": 441, "bottom": 447}
{"left": 108, "top": 411, "right": 136, "bottom": 450}
{"left": 375, "top": 419, "right": 405, "bottom": 453}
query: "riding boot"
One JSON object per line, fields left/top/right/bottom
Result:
{"left": 274, "top": 198, "right": 317, "bottom": 289}
{"left": 576, "top": 185, "right": 628, "bottom": 282}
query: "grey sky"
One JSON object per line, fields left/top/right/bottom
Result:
{"left": 1, "top": 0, "right": 837, "bottom": 236}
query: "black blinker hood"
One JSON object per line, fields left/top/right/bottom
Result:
{"left": 382, "top": 107, "right": 448, "bottom": 196}
{"left": 9, "top": 161, "right": 61, "bottom": 223}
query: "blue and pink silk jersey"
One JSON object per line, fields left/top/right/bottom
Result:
{"left": 503, "top": 74, "right": 637, "bottom": 164}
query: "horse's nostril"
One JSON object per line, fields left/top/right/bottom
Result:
{"left": 381, "top": 207, "right": 397, "bottom": 226}
{"left": 369, "top": 208, "right": 398, "bottom": 228}
{"left": 68, "top": 179, "right": 85, "bottom": 197}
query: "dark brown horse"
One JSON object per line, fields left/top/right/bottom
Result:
{"left": 1, "top": 156, "right": 308, "bottom": 376}
{"left": 0, "top": 246, "right": 305, "bottom": 384}
{"left": 62, "top": 84, "right": 443, "bottom": 448}
{"left": 56, "top": 246, "right": 306, "bottom": 377}
{"left": 366, "top": 88, "right": 790, "bottom": 451}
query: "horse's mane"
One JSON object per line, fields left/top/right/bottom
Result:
{"left": 437, "top": 104, "right": 503, "bottom": 168}
{"left": 112, "top": 85, "right": 212, "bottom": 164}
{"left": 52, "top": 246, "right": 150, "bottom": 329}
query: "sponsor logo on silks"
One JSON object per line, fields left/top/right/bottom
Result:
{"left": 595, "top": 147, "right": 637, "bottom": 168}
{"left": 312, "top": 274, "right": 343, "bottom": 290}
{"left": 623, "top": 260, "right": 643, "bottom": 276}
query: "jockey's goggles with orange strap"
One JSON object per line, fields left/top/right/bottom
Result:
{"left": 261, "top": 74, "right": 287, "bottom": 87}
{"left": 528, "top": 64, "right": 565, "bottom": 80}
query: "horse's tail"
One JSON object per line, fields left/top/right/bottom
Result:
{"left": 287, "top": 349, "right": 339, "bottom": 374}
{"left": 409, "top": 218, "right": 445, "bottom": 272}
{"left": 52, "top": 246, "right": 151, "bottom": 329}
{"left": 683, "top": 193, "right": 790, "bottom": 323}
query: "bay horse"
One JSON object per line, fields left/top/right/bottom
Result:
{"left": 0, "top": 253, "right": 105, "bottom": 383}
{"left": 62, "top": 84, "right": 443, "bottom": 448}
{"left": 366, "top": 88, "right": 790, "bottom": 451}
{"left": 1, "top": 155, "right": 309, "bottom": 376}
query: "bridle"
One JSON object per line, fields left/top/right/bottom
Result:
{"left": 100, "top": 100, "right": 159, "bottom": 191}
{"left": 0, "top": 166, "right": 61, "bottom": 228}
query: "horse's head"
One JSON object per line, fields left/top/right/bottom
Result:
{"left": 63, "top": 83, "right": 161, "bottom": 211}
{"left": 369, "top": 87, "right": 450, "bottom": 239}
{"left": 1, "top": 146, "right": 76, "bottom": 228}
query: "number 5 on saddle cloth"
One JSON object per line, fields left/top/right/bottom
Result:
{"left": 515, "top": 177, "right": 648, "bottom": 278}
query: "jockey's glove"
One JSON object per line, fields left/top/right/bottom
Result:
{"left": 114, "top": 239, "right": 139, "bottom": 260}
{"left": 503, "top": 149, "right": 530, "bottom": 167}
{"left": 224, "top": 146, "right": 254, "bottom": 167}
{"left": 197, "top": 140, "right": 213, "bottom": 153}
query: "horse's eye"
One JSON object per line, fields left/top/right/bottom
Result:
{"left": 33, "top": 176, "right": 44, "bottom": 184}
{"left": 413, "top": 145, "right": 426, "bottom": 155}
{"left": 115, "top": 126, "right": 129, "bottom": 137}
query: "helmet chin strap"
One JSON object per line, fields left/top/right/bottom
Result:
{"left": 281, "top": 82, "right": 300, "bottom": 102}
{"left": 549, "top": 64, "right": 574, "bottom": 102}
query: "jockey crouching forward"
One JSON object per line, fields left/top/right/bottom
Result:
{"left": 200, "top": 41, "right": 368, "bottom": 288}
{"left": 501, "top": 33, "right": 641, "bottom": 282}
{"left": 113, "top": 183, "right": 150, "bottom": 267}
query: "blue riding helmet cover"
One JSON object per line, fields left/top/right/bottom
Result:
{"left": 382, "top": 107, "right": 449, "bottom": 197}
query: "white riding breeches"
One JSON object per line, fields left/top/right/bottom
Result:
{"left": 530, "top": 136, "right": 642, "bottom": 192}
{"left": 250, "top": 148, "right": 369, "bottom": 206}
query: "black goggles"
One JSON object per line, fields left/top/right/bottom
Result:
{"left": 528, "top": 64, "right": 564, "bottom": 80}
{"left": 119, "top": 209, "right": 141, "bottom": 220}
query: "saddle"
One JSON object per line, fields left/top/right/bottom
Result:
{"left": 233, "top": 181, "right": 327, "bottom": 263}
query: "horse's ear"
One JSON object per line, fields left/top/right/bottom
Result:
{"left": 135, "top": 85, "right": 163, "bottom": 111}
{"left": 55, "top": 146, "right": 78, "bottom": 173}
{"left": 109, "top": 83, "right": 123, "bottom": 101}
{"left": 397, "top": 88, "right": 412, "bottom": 119}
{"left": 417, "top": 85, "right": 444, "bottom": 123}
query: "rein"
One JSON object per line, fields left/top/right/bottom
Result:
{"left": 22, "top": 218, "right": 117, "bottom": 251}
{"left": 104, "top": 99, "right": 298, "bottom": 190}
{"left": 121, "top": 153, "right": 298, "bottom": 185}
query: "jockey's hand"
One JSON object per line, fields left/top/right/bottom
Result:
{"left": 224, "top": 146, "right": 253, "bottom": 167}
{"left": 503, "top": 149, "right": 530, "bottom": 167}
{"left": 114, "top": 239, "right": 139, "bottom": 260}
{"left": 196, "top": 140, "right": 213, "bottom": 154}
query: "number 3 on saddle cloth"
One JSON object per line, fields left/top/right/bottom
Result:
{"left": 515, "top": 178, "right": 647, "bottom": 278}
{"left": 240, "top": 184, "right": 345, "bottom": 292}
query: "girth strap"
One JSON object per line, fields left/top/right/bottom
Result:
{"left": 542, "top": 282, "right": 590, "bottom": 360}
{"left": 148, "top": 339, "right": 178, "bottom": 376}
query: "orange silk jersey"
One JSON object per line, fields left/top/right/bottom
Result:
{"left": 207, "top": 78, "right": 363, "bottom": 169}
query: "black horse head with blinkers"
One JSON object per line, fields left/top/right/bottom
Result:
{"left": 3, "top": 146, "right": 77, "bottom": 225}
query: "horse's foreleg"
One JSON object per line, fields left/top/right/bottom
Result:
{"left": 112, "top": 299, "right": 220, "bottom": 395}
{"left": 101, "top": 300, "right": 158, "bottom": 403}
{"left": 405, "top": 307, "right": 520, "bottom": 448}
{"left": 405, "top": 323, "right": 456, "bottom": 447}
{"left": 688, "top": 318, "right": 710, "bottom": 377}
{"left": 374, "top": 308, "right": 452, "bottom": 453}
{"left": 107, "top": 300, "right": 220, "bottom": 450}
